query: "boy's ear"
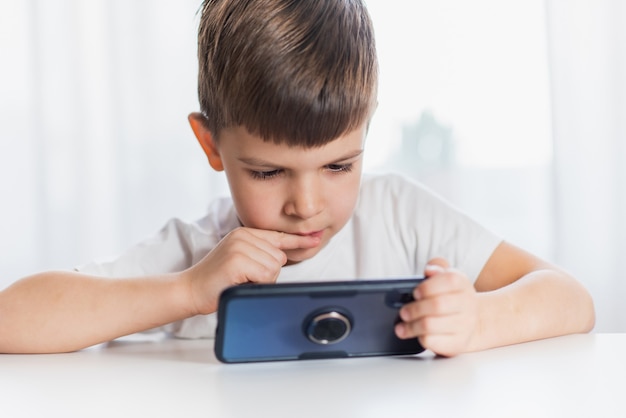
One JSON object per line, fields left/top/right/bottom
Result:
{"left": 188, "top": 112, "right": 224, "bottom": 171}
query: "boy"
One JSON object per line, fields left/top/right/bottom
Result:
{"left": 0, "top": 0, "right": 594, "bottom": 356}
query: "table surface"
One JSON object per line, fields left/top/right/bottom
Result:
{"left": 1, "top": 333, "right": 624, "bottom": 418}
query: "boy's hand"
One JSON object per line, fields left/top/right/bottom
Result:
{"left": 182, "top": 227, "right": 320, "bottom": 316}
{"left": 394, "top": 258, "right": 479, "bottom": 357}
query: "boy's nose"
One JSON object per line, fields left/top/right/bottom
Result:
{"left": 284, "top": 176, "right": 324, "bottom": 219}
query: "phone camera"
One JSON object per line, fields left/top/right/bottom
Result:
{"left": 385, "top": 290, "right": 415, "bottom": 308}
{"left": 305, "top": 310, "right": 352, "bottom": 345}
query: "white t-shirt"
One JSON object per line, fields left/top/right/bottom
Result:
{"left": 77, "top": 174, "right": 502, "bottom": 338}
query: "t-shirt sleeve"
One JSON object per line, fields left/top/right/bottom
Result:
{"left": 76, "top": 217, "right": 218, "bottom": 277}
{"left": 363, "top": 174, "right": 502, "bottom": 282}
{"left": 405, "top": 177, "right": 502, "bottom": 282}
{"left": 75, "top": 216, "right": 223, "bottom": 339}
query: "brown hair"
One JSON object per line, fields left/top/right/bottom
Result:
{"left": 197, "top": 0, "right": 378, "bottom": 147}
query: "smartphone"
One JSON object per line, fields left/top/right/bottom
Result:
{"left": 214, "top": 277, "right": 426, "bottom": 363}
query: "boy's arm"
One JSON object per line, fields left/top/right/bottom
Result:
{"left": 395, "top": 241, "right": 595, "bottom": 356}
{"left": 470, "top": 241, "right": 595, "bottom": 351}
{"left": 0, "top": 271, "right": 192, "bottom": 354}
{"left": 0, "top": 228, "right": 320, "bottom": 354}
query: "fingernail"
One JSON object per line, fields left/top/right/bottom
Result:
{"left": 425, "top": 264, "right": 444, "bottom": 271}
{"left": 308, "top": 236, "right": 321, "bottom": 247}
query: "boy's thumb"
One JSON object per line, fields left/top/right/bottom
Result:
{"left": 424, "top": 257, "right": 449, "bottom": 276}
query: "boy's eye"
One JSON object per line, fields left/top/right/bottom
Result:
{"left": 326, "top": 163, "right": 353, "bottom": 173}
{"left": 250, "top": 169, "right": 282, "bottom": 180}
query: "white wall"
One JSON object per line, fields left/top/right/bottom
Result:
{"left": 1, "top": 0, "right": 623, "bottom": 331}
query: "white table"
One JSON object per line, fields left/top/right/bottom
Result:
{"left": 1, "top": 333, "right": 624, "bottom": 418}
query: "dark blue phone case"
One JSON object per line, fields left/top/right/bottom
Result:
{"left": 214, "top": 278, "right": 426, "bottom": 363}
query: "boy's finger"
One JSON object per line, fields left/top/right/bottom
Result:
{"left": 427, "top": 257, "right": 449, "bottom": 267}
{"left": 423, "top": 258, "right": 450, "bottom": 280}
{"left": 417, "top": 272, "right": 471, "bottom": 298}
{"left": 248, "top": 229, "right": 321, "bottom": 250}
{"left": 424, "top": 264, "right": 445, "bottom": 278}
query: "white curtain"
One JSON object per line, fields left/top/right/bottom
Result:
{"left": 547, "top": 0, "right": 626, "bottom": 331}
{"left": 0, "top": 0, "right": 228, "bottom": 280}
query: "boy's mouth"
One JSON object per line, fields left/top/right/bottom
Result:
{"left": 295, "top": 230, "right": 324, "bottom": 239}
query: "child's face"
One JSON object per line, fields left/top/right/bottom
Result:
{"left": 203, "top": 123, "right": 366, "bottom": 264}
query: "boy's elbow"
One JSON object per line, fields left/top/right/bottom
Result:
{"left": 573, "top": 279, "right": 595, "bottom": 334}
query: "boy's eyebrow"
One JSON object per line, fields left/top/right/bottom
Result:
{"left": 238, "top": 150, "right": 364, "bottom": 167}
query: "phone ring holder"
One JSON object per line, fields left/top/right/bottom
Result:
{"left": 304, "top": 310, "right": 352, "bottom": 345}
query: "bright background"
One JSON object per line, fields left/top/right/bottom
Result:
{"left": 1, "top": 0, "right": 624, "bottom": 331}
